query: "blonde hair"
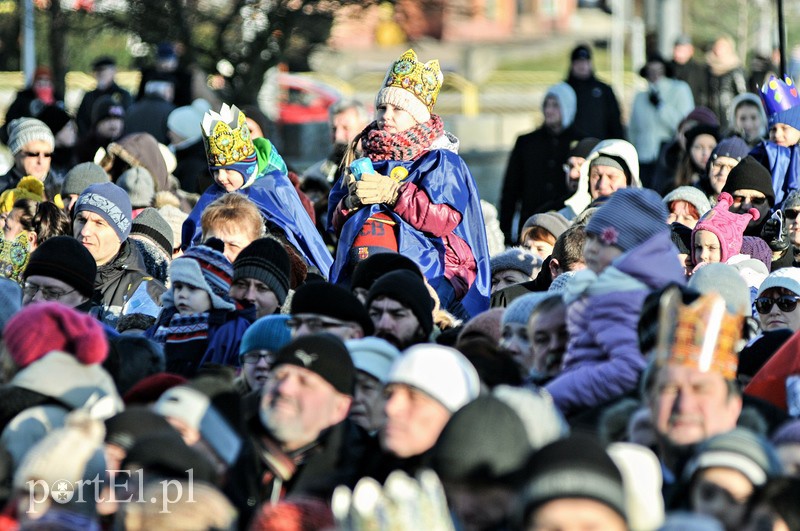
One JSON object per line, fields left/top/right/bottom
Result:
{"left": 200, "top": 192, "right": 265, "bottom": 240}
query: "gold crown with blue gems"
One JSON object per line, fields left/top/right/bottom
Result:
{"left": 201, "top": 104, "right": 255, "bottom": 167}
{"left": 377, "top": 49, "right": 443, "bottom": 123}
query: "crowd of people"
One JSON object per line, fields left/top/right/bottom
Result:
{"left": 0, "top": 36, "right": 798, "bottom": 530}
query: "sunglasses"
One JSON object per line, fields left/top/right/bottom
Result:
{"left": 755, "top": 295, "right": 800, "bottom": 314}
{"left": 22, "top": 151, "right": 52, "bottom": 158}
{"left": 785, "top": 209, "right": 800, "bottom": 220}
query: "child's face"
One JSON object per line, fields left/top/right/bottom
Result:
{"left": 735, "top": 104, "right": 763, "bottom": 142}
{"left": 693, "top": 229, "right": 721, "bottom": 264}
{"left": 689, "top": 134, "right": 717, "bottom": 169}
{"left": 213, "top": 168, "right": 245, "bottom": 192}
{"left": 769, "top": 123, "right": 800, "bottom": 147}
{"left": 582, "top": 233, "right": 623, "bottom": 274}
{"left": 173, "top": 281, "right": 212, "bottom": 315}
{"left": 376, "top": 103, "right": 417, "bottom": 134}
{"left": 524, "top": 238, "right": 554, "bottom": 260}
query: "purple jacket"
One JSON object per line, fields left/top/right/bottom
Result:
{"left": 546, "top": 232, "right": 685, "bottom": 416}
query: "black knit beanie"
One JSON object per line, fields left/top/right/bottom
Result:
{"left": 233, "top": 238, "right": 291, "bottom": 305}
{"left": 350, "top": 252, "right": 423, "bottom": 291}
{"left": 23, "top": 236, "right": 97, "bottom": 299}
{"left": 271, "top": 333, "right": 355, "bottom": 395}
{"left": 291, "top": 280, "right": 374, "bottom": 336}
{"left": 519, "top": 433, "right": 626, "bottom": 525}
{"left": 366, "top": 270, "right": 434, "bottom": 336}
{"left": 722, "top": 155, "right": 775, "bottom": 206}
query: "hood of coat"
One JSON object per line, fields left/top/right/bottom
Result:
{"left": 108, "top": 132, "right": 170, "bottom": 192}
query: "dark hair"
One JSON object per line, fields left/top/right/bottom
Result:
{"left": 746, "top": 477, "right": 800, "bottom": 531}
{"left": 11, "top": 198, "right": 38, "bottom": 232}
{"left": 456, "top": 337, "right": 523, "bottom": 388}
{"left": 32, "top": 201, "right": 70, "bottom": 245}
{"left": 551, "top": 225, "right": 586, "bottom": 272}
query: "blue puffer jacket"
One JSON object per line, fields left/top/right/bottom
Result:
{"left": 545, "top": 231, "right": 685, "bottom": 416}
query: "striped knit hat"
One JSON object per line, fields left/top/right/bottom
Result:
{"left": 586, "top": 188, "right": 669, "bottom": 252}
{"left": 169, "top": 239, "right": 234, "bottom": 311}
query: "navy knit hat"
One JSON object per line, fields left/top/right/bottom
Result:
{"left": 233, "top": 238, "right": 291, "bottom": 306}
{"left": 271, "top": 333, "right": 356, "bottom": 395}
{"left": 586, "top": 188, "right": 669, "bottom": 251}
{"left": 710, "top": 136, "right": 750, "bottom": 163}
{"left": 367, "top": 270, "right": 434, "bottom": 336}
{"left": 74, "top": 182, "right": 133, "bottom": 242}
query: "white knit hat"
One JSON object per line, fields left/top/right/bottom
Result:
{"left": 758, "top": 267, "right": 800, "bottom": 298}
{"left": 346, "top": 337, "right": 401, "bottom": 383}
{"left": 387, "top": 344, "right": 480, "bottom": 412}
{"left": 7, "top": 117, "right": 54, "bottom": 155}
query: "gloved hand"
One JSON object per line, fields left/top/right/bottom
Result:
{"left": 354, "top": 172, "right": 401, "bottom": 206}
{"left": 648, "top": 89, "right": 661, "bottom": 107}
{"left": 762, "top": 213, "right": 790, "bottom": 253}
{"left": 343, "top": 174, "right": 362, "bottom": 211}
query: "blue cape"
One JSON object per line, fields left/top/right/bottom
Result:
{"left": 327, "top": 149, "right": 490, "bottom": 317}
{"left": 749, "top": 140, "right": 800, "bottom": 209}
{"left": 183, "top": 148, "right": 332, "bottom": 278}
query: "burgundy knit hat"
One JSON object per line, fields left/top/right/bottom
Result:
{"left": 3, "top": 302, "right": 108, "bottom": 368}
{"left": 122, "top": 372, "right": 188, "bottom": 406}
{"left": 692, "top": 192, "right": 760, "bottom": 264}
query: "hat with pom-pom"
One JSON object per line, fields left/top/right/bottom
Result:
{"left": 3, "top": 302, "right": 108, "bottom": 367}
{"left": 692, "top": 192, "right": 760, "bottom": 264}
{"left": 169, "top": 238, "right": 235, "bottom": 311}
{"left": 586, "top": 188, "right": 669, "bottom": 252}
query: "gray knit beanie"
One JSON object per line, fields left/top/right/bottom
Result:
{"left": 687, "top": 263, "right": 751, "bottom": 316}
{"left": 490, "top": 248, "right": 541, "bottom": 277}
{"left": 663, "top": 186, "right": 712, "bottom": 218}
{"left": 118, "top": 167, "right": 155, "bottom": 208}
{"left": 7, "top": 118, "right": 54, "bottom": 156}
{"left": 683, "top": 428, "right": 782, "bottom": 487}
{"left": 586, "top": 188, "right": 668, "bottom": 251}
{"left": 521, "top": 212, "right": 571, "bottom": 239}
{"left": 130, "top": 208, "right": 174, "bottom": 260}
{"left": 502, "top": 292, "right": 549, "bottom": 326}
{"left": 62, "top": 162, "right": 108, "bottom": 197}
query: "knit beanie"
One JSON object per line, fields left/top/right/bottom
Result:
{"left": 13, "top": 411, "right": 106, "bottom": 505}
{"left": 291, "top": 281, "right": 374, "bottom": 335}
{"left": 239, "top": 314, "right": 292, "bottom": 358}
{"left": 117, "top": 166, "right": 155, "bottom": 208}
{"left": 722, "top": 156, "right": 775, "bottom": 206}
{"left": 345, "top": 337, "right": 401, "bottom": 383}
{"left": 431, "top": 394, "right": 533, "bottom": 485}
{"left": 271, "top": 333, "right": 356, "bottom": 395}
{"left": 521, "top": 212, "right": 571, "bottom": 240}
{"left": 387, "top": 344, "right": 480, "bottom": 412}
{"left": 710, "top": 136, "right": 750, "bottom": 164}
{"left": 586, "top": 188, "right": 669, "bottom": 252}
{"left": 62, "top": 162, "right": 108, "bottom": 197}
{"left": 23, "top": 235, "right": 97, "bottom": 298}
{"left": 784, "top": 189, "right": 800, "bottom": 211}
{"left": 350, "top": 252, "right": 423, "bottom": 291}
{"left": 0, "top": 279, "right": 20, "bottom": 340}
{"left": 3, "top": 302, "right": 108, "bottom": 367}
{"left": 375, "top": 49, "right": 443, "bottom": 124}
{"left": 757, "top": 267, "right": 800, "bottom": 298}
{"left": 684, "top": 106, "right": 720, "bottom": 128}
{"left": 663, "top": 186, "right": 712, "bottom": 218}
{"left": 569, "top": 137, "right": 601, "bottom": 159}
{"left": 458, "top": 307, "right": 505, "bottom": 344}
{"left": 367, "top": 270, "right": 434, "bottom": 337}
{"left": 130, "top": 207, "right": 173, "bottom": 260}
{"left": 571, "top": 44, "right": 592, "bottom": 61}
{"left": 684, "top": 124, "right": 721, "bottom": 152}
{"left": 590, "top": 154, "right": 630, "bottom": 179}
{"left": 683, "top": 428, "right": 782, "bottom": 487}
{"left": 688, "top": 263, "right": 751, "bottom": 316}
{"left": 233, "top": 238, "right": 291, "bottom": 306}
{"left": 37, "top": 105, "right": 72, "bottom": 135}
{"left": 157, "top": 204, "right": 187, "bottom": 251}
{"left": 167, "top": 100, "right": 210, "bottom": 143}
{"left": 519, "top": 433, "right": 627, "bottom": 524}
{"left": 490, "top": 248, "right": 541, "bottom": 277}
{"left": 503, "top": 292, "right": 550, "bottom": 327}
{"left": 493, "top": 385, "right": 569, "bottom": 451}
{"left": 7, "top": 117, "right": 54, "bottom": 156}
{"left": 74, "top": 182, "right": 133, "bottom": 242}
{"left": 104, "top": 407, "right": 177, "bottom": 452}
{"left": 169, "top": 239, "right": 235, "bottom": 312}
{"left": 692, "top": 192, "right": 760, "bottom": 263}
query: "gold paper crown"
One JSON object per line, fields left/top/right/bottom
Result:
{"left": 201, "top": 104, "right": 255, "bottom": 167}
{"left": 655, "top": 289, "right": 741, "bottom": 380}
{"left": 382, "top": 49, "right": 443, "bottom": 113}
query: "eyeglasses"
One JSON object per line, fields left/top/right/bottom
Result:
{"left": 755, "top": 295, "right": 800, "bottom": 314}
{"left": 286, "top": 316, "right": 349, "bottom": 332}
{"left": 21, "top": 151, "right": 52, "bottom": 159}
{"left": 22, "top": 282, "right": 76, "bottom": 301}
{"left": 784, "top": 209, "right": 800, "bottom": 220}
{"left": 241, "top": 350, "right": 273, "bottom": 364}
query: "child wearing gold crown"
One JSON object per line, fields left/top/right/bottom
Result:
{"left": 181, "top": 104, "right": 332, "bottom": 277}
{"left": 327, "top": 50, "right": 490, "bottom": 318}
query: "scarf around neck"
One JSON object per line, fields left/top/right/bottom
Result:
{"left": 362, "top": 114, "right": 444, "bottom": 162}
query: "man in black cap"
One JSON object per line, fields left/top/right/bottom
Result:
{"left": 289, "top": 281, "right": 373, "bottom": 340}
{"left": 565, "top": 43, "right": 624, "bottom": 140}
{"left": 721, "top": 155, "right": 775, "bottom": 237}
{"left": 366, "top": 270, "right": 434, "bottom": 349}
{"left": 230, "top": 238, "right": 291, "bottom": 319}
{"left": 21, "top": 236, "right": 98, "bottom": 312}
{"left": 247, "top": 333, "right": 371, "bottom": 503}
{"left": 76, "top": 56, "right": 133, "bottom": 137}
